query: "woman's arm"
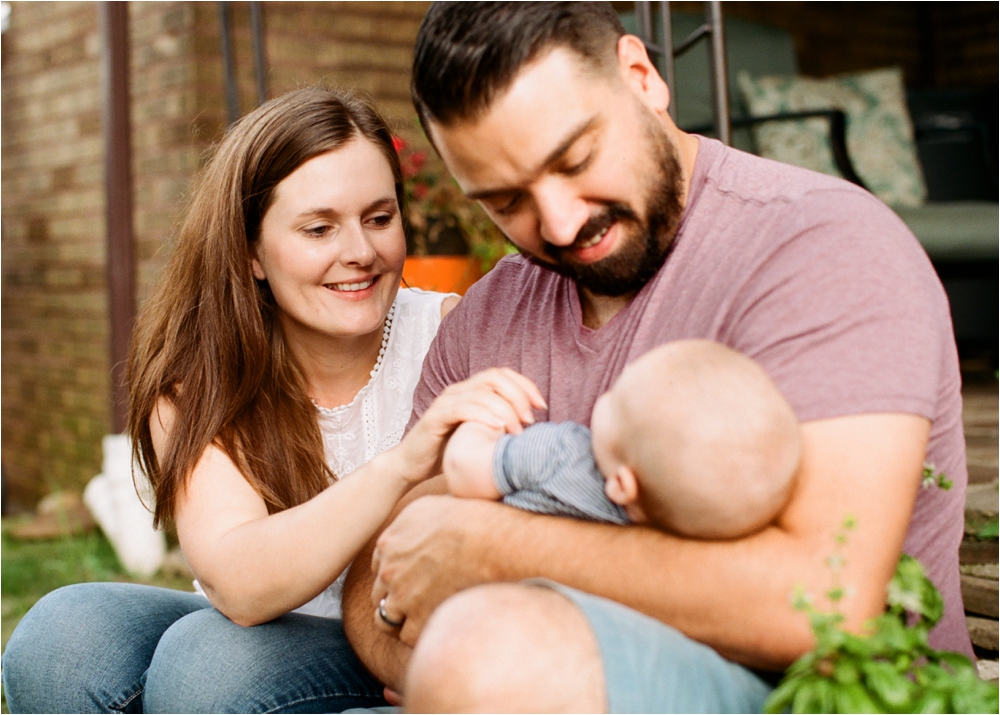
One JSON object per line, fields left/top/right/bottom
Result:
{"left": 156, "top": 398, "right": 417, "bottom": 626}
{"left": 158, "top": 367, "right": 545, "bottom": 627}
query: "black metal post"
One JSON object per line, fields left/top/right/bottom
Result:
{"left": 250, "top": 1, "right": 268, "bottom": 106}
{"left": 660, "top": 1, "right": 676, "bottom": 122}
{"left": 218, "top": 2, "right": 239, "bottom": 122}
{"left": 706, "top": 1, "right": 731, "bottom": 145}
{"left": 99, "top": 1, "right": 135, "bottom": 434}
{"left": 632, "top": 1, "right": 731, "bottom": 144}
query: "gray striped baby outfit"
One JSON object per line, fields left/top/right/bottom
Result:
{"left": 492, "top": 422, "right": 629, "bottom": 524}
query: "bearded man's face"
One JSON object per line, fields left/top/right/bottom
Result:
{"left": 428, "top": 47, "right": 685, "bottom": 297}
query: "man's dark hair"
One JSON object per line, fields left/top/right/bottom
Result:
{"left": 412, "top": 2, "right": 625, "bottom": 130}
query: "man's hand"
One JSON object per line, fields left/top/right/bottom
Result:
{"left": 442, "top": 422, "right": 505, "bottom": 500}
{"left": 371, "top": 495, "right": 516, "bottom": 645}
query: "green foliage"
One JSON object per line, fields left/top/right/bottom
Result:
{"left": 921, "top": 463, "right": 953, "bottom": 491}
{"left": 973, "top": 518, "right": 998, "bottom": 541}
{"left": 395, "top": 134, "right": 512, "bottom": 272}
{"left": 765, "top": 518, "right": 999, "bottom": 714}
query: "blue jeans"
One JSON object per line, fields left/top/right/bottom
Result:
{"left": 1, "top": 582, "right": 387, "bottom": 713}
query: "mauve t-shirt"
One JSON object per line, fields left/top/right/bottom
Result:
{"left": 409, "top": 136, "right": 972, "bottom": 656}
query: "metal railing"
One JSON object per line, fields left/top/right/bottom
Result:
{"left": 218, "top": 1, "right": 269, "bottom": 123}
{"left": 633, "top": 1, "right": 730, "bottom": 146}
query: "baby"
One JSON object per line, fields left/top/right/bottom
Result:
{"left": 443, "top": 340, "right": 800, "bottom": 539}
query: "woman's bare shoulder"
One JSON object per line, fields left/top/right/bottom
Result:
{"left": 441, "top": 295, "right": 460, "bottom": 319}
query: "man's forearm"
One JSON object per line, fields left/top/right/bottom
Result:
{"left": 342, "top": 477, "right": 449, "bottom": 689}
{"left": 354, "top": 415, "right": 926, "bottom": 676}
{"left": 436, "top": 415, "right": 925, "bottom": 669}
{"left": 342, "top": 540, "right": 413, "bottom": 689}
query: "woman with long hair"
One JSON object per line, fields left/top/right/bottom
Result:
{"left": 2, "top": 87, "right": 542, "bottom": 713}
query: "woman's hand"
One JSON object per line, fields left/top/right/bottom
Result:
{"left": 393, "top": 368, "right": 546, "bottom": 487}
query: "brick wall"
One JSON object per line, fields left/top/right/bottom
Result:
{"left": 1, "top": 1, "right": 432, "bottom": 509}
{"left": 716, "top": 1, "right": 997, "bottom": 89}
{"left": 2, "top": 1, "right": 993, "bottom": 509}
{"left": 1, "top": 2, "right": 108, "bottom": 510}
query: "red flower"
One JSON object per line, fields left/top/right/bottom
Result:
{"left": 410, "top": 151, "right": 427, "bottom": 172}
{"left": 392, "top": 136, "right": 406, "bottom": 153}
{"left": 413, "top": 183, "right": 430, "bottom": 200}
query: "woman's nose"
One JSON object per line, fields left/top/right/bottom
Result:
{"left": 338, "top": 222, "right": 377, "bottom": 266}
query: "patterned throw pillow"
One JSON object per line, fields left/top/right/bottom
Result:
{"left": 737, "top": 67, "right": 927, "bottom": 208}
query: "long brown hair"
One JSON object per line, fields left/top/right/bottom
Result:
{"left": 127, "top": 87, "right": 404, "bottom": 528}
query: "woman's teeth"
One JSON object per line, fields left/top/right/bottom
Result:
{"left": 578, "top": 225, "right": 610, "bottom": 249}
{"left": 328, "top": 278, "right": 375, "bottom": 292}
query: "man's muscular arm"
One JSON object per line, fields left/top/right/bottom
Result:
{"left": 342, "top": 478, "right": 446, "bottom": 690}
{"left": 365, "top": 412, "right": 929, "bottom": 686}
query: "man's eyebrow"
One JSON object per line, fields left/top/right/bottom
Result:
{"left": 465, "top": 115, "right": 599, "bottom": 201}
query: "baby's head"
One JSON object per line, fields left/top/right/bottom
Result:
{"left": 590, "top": 340, "right": 800, "bottom": 539}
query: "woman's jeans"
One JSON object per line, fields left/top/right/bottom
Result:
{"left": 1, "top": 582, "right": 388, "bottom": 713}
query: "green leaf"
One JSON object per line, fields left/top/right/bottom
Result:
{"left": 861, "top": 660, "right": 915, "bottom": 709}
{"left": 833, "top": 658, "right": 861, "bottom": 685}
{"left": 912, "top": 690, "right": 949, "bottom": 713}
{"left": 792, "top": 678, "right": 822, "bottom": 714}
{"left": 834, "top": 682, "right": 884, "bottom": 713}
{"left": 813, "top": 678, "right": 836, "bottom": 714}
{"left": 976, "top": 517, "right": 999, "bottom": 540}
{"left": 763, "top": 677, "right": 800, "bottom": 714}
{"left": 764, "top": 677, "right": 801, "bottom": 713}
{"left": 935, "top": 651, "right": 976, "bottom": 677}
{"left": 949, "top": 674, "right": 999, "bottom": 713}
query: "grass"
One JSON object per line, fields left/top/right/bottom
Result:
{"left": 1, "top": 517, "right": 194, "bottom": 711}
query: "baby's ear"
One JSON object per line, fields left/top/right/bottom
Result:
{"left": 604, "top": 465, "right": 640, "bottom": 506}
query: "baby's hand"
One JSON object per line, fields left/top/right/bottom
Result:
{"left": 442, "top": 421, "right": 505, "bottom": 500}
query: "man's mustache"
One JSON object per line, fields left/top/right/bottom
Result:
{"left": 542, "top": 203, "right": 640, "bottom": 263}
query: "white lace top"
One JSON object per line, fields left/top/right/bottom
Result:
{"left": 193, "top": 288, "right": 452, "bottom": 619}
{"left": 296, "top": 288, "right": 451, "bottom": 619}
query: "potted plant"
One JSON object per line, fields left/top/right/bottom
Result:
{"left": 395, "top": 135, "right": 514, "bottom": 294}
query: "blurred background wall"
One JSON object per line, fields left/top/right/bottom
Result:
{"left": 1, "top": 2, "right": 430, "bottom": 511}
{"left": 1, "top": 1, "right": 996, "bottom": 511}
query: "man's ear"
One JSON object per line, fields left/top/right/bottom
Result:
{"left": 604, "top": 464, "right": 640, "bottom": 507}
{"left": 615, "top": 34, "right": 671, "bottom": 114}
{"left": 251, "top": 254, "right": 266, "bottom": 281}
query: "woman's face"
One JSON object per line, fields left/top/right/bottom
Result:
{"left": 253, "top": 138, "right": 406, "bottom": 346}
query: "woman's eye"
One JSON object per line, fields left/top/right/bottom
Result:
{"left": 368, "top": 213, "right": 394, "bottom": 228}
{"left": 303, "top": 225, "right": 330, "bottom": 238}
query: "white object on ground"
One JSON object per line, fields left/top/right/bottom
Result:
{"left": 977, "top": 659, "right": 999, "bottom": 682}
{"left": 83, "top": 434, "right": 166, "bottom": 577}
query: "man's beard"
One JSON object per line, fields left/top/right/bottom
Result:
{"left": 526, "top": 119, "right": 685, "bottom": 297}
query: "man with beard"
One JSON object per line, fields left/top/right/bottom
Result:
{"left": 341, "top": 3, "right": 972, "bottom": 711}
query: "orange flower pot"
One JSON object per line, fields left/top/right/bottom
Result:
{"left": 402, "top": 256, "right": 483, "bottom": 295}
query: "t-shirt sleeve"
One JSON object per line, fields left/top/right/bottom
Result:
{"left": 720, "top": 190, "right": 952, "bottom": 424}
{"left": 492, "top": 423, "right": 629, "bottom": 524}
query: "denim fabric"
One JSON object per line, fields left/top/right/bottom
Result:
{"left": 2, "top": 582, "right": 387, "bottom": 713}
{"left": 535, "top": 581, "right": 775, "bottom": 714}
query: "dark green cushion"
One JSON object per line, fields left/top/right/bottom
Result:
{"left": 894, "top": 202, "right": 999, "bottom": 261}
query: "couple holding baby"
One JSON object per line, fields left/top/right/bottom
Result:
{"left": 3, "top": 3, "right": 972, "bottom": 713}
